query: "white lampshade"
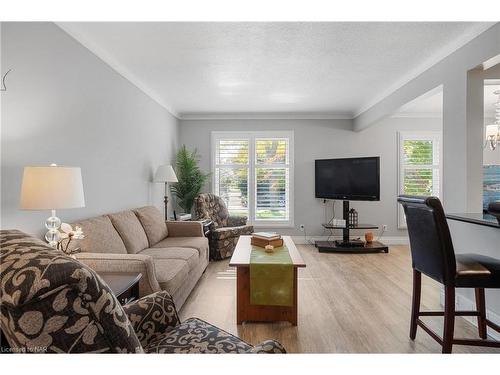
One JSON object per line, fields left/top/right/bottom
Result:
{"left": 154, "top": 165, "right": 178, "bottom": 183}
{"left": 20, "top": 165, "right": 85, "bottom": 210}
{"left": 485, "top": 124, "right": 499, "bottom": 138}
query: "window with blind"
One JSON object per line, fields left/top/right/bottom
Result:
{"left": 212, "top": 131, "right": 294, "bottom": 226}
{"left": 398, "top": 131, "right": 441, "bottom": 228}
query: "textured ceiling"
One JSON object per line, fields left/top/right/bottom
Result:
{"left": 58, "top": 22, "right": 495, "bottom": 118}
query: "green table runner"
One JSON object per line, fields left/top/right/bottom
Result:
{"left": 249, "top": 244, "right": 293, "bottom": 307}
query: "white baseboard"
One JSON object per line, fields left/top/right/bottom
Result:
{"left": 439, "top": 289, "right": 500, "bottom": 341}
{"left": 291, "top": 235, "right": 409, "bottom": 245}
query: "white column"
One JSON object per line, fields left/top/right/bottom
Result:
{"left": 442, "top": 73, "right": 468, "bottom": 212}
{"left": 466, "top": 68, "right": 486, "bottom": 212}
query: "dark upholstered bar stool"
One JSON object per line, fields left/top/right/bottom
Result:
{"left": 397, "top": 195, "right": 500, "bottom": 353}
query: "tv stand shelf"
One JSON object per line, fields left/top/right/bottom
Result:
{"left": 322, "top": 223, "right": 378, "bottom": 230}
{"left": 316, "top": 240, "right": 388, "bottom": 253}
{"left": 317, "top": 200, "right": 388, "bottom": 254}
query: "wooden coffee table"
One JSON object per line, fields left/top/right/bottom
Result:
{"left": 229, "top": 235, "right": 306, "bottom": 325}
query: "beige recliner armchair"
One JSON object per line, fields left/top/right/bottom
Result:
{"left": 194, "top": 193, "right": 253, "bottom": 260}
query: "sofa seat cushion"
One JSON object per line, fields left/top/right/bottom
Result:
{"left": 154, "top": 258, "right": 190, "bottom": 295}
{"left": 141, "top": 247, "right": 199, "bottom": 271}
{"left": 134, "top": 206, "right": 168, "bottom": 246}
{"left": 108, "top": 210, "right": 149, "bottom": 254}
{"left": 152, "top": 237, "right": 208, "bottom": 259}
{"left": 70, "top": 215, "right": 127, "bottom": 254}
{"left": 144, "top": 318, "right": 252, "bottom": 353}
{"left": 212, "top": 225, "right": 254, "bottom": 241}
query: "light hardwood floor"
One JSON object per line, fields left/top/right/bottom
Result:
{"left": 180, "top": 244, "right": 500, "bottom": 353}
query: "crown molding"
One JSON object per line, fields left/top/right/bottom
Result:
{"left": 178, "top": 112, "right": 354, "bottom": 120}
{"left": 56, "top": 22, "right": 180, "bottom": 118}
{"left": 483, "top": 54, "right": 500, "bottom": 71}
{"left": 353, "top": 23, "right": 496, "bottom": 119}
{"left": 391, "top": 112, "right": 443, "bottom": 119}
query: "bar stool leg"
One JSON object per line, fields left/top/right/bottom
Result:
{"left": 442, "top": 286, "right": 455, "bottom": 353}
{"left": 475, "top": 288, "right": 487, "bottom": 339}
{"left": 410, "top": 269, "right": 421, "bottom": 340}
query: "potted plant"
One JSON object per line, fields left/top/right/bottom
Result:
{"left": 171, "top": 145, "right": 210, "bottom": 215}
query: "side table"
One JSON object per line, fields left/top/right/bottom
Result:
{"left": 99, "top": 272, "right": 142, "bottom": 305}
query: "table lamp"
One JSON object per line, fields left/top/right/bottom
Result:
{"left": 20, "top": 164, "right": 85, "bottom": 247}
{"left": 154, "top": 164, "right": 178, "bottom": 221}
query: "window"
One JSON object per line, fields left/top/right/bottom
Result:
{"left": 212, "top": 131, "right": 294, "bottom": 227}
{"left": 398, "top": 131, "right": 442, "bottom": 228}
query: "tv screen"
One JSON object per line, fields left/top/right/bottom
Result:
{"left": 315, "top": 157, "right": 380, "bottom": 201}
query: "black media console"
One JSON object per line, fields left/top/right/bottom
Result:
{"left": 315, "top": 200, "right": 389, "bottom": 253}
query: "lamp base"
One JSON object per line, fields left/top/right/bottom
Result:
{"left": 164, "top": 195, "right": 169, "bottom": 221}
{"left": 45, "top": 209, "right": 61, "bottom": 248}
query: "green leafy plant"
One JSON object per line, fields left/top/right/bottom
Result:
{"left": 171, "top": 145, "right": 210, "bottom": 214}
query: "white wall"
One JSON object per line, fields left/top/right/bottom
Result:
{"left": 180, "top": 117, "right": 441, "bottom": 239}
{"left": 1, "top": 22, "right": 179, "bottom": 236}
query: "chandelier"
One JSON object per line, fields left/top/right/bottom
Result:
{"left": 485, "top": 89, "right": 500, "bottom": 151}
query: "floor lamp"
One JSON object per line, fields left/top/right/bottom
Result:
{"left": 154, "top": 165, "right": 178, "bottom": 221}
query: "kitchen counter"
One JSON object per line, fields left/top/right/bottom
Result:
{"left": 446, "top": 212, "right": 499, "bottom": 228}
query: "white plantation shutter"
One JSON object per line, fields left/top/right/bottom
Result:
{"left": 216, "top": 139, "right": 249, "bottom": 165}
{"left": 212, "top": 132, "right": 294, "bottom": 226}
{"left": 255, "top": 139, "right": 290, "bottom": 221}
{"left": 398, "top": 132, "right": 441, "bottom": 228}
{"left": 214, "top": 139, "right": 249, "bottom": 217}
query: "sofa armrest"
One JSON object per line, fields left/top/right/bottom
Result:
{"left": 247, "top": 339, "right": 287, "bottom": 354}
{"left": 122, "top": 291, "right": 180, "bottom": 348}
{"left": 75, "top": 252, "right": 160, "bottom": 297}
{"left": 166, "top": 221, "right": 204, "bottom": 237}
{"left": 227, "top": 215, "right": 248, "bottom": 227}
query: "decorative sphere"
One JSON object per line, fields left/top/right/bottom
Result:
{"left": 45, "top": 229, "right": 61, "bottom": 245}
{"left": 45, "top": 216, "right": 61, "bottom": 230}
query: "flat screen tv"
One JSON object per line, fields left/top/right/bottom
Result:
{"left": 315, "top": 157, "right": 380, "bottom": 201}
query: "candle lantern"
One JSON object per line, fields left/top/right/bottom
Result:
{"left": 349, "top": 208, "right": 359, "bottom": 227}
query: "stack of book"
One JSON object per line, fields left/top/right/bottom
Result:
{"left": 251, "top": 232, "right": 283, "bottom": 248}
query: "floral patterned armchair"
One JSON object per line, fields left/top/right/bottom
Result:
{"left": 194, "top": 193, "right": 254, "bottom": 260}
{"left": 0, "top": 230, "right": 285, "bottom": 354}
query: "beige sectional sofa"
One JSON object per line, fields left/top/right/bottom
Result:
{"left": 71, "top": 206, "right": 208, "bottom": 309}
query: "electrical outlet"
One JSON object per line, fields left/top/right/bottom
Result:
{"left": 299, "top": 224, "right": 305, "bottom": 231}
{"left": 382, "top": 224, "right": 388, "bottom": 231}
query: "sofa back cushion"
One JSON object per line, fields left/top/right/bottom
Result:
{"left": 134, "top": 206, "right": 168, "bottom": 246}
{"left": 70, "top": 215, "right": 127, "bottom": 254}
{"left": 108, "top": 210, "right": 149, "bottom": 254}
